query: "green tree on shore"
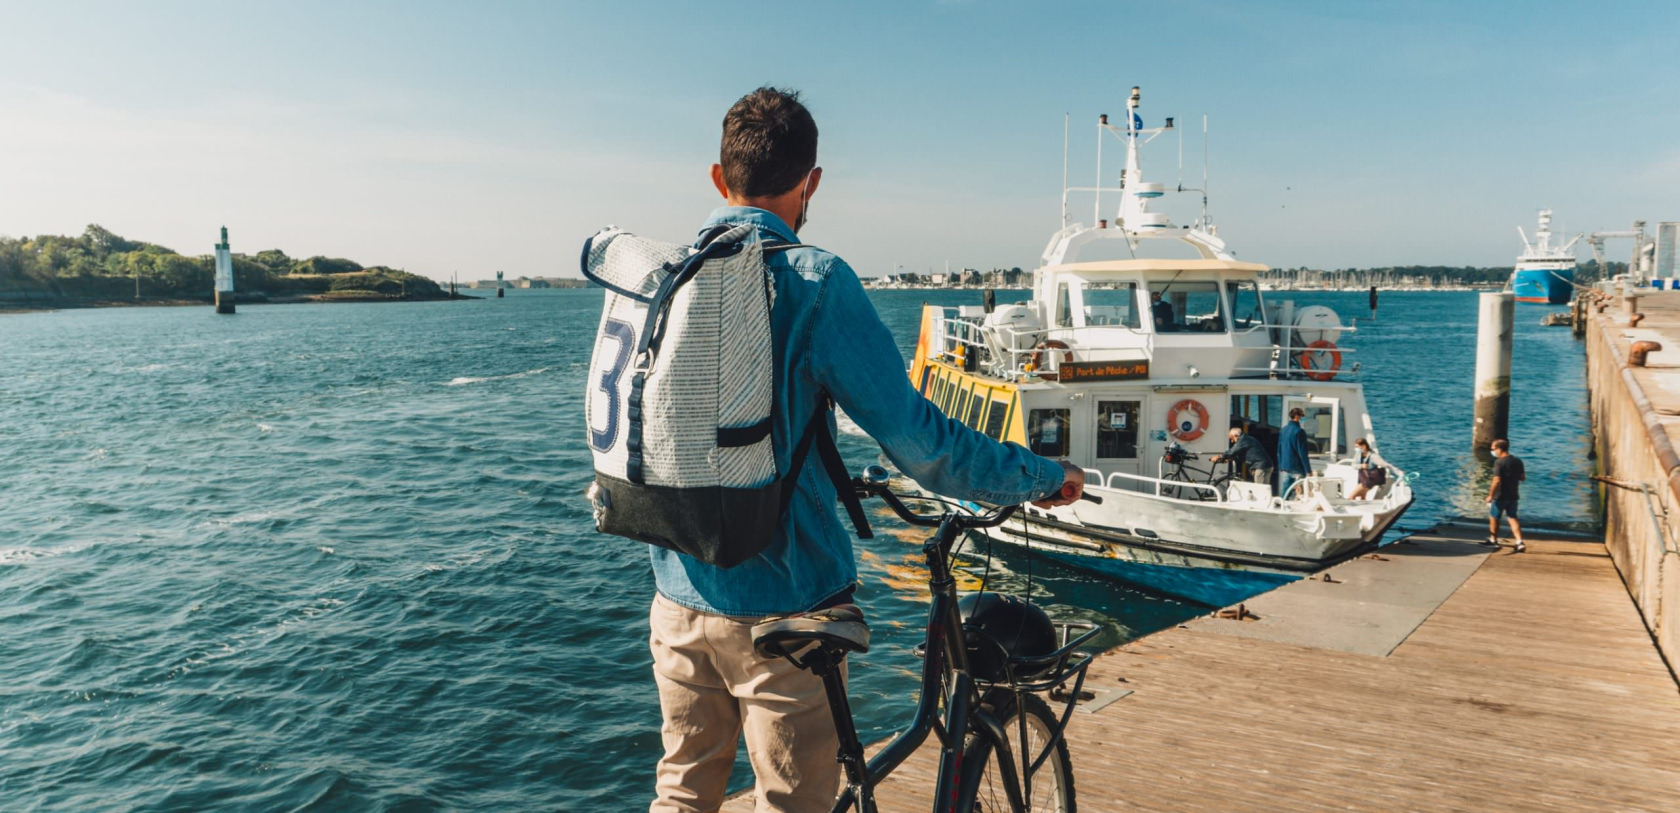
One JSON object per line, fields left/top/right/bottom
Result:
{"left": 0, "top": 224, "right": 444, "bottom": 301}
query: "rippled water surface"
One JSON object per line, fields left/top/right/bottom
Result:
{"left": 0, "top": 289, "right": 1591, "bottom": 809}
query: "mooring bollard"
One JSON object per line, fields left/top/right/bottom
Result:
{"left": 1630, "top": 340, "right": 1663, "bottom": 367}
{"left": 1473, "top": 291, "right": 1513, "bottom": 450}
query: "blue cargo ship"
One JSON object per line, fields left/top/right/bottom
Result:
{"left": 1512, "top": 209, "right": 1580, "bottom": 304}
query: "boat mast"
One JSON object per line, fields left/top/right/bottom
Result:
{"left": 1062, "top": 113, "right": 1070, "bottom": 229}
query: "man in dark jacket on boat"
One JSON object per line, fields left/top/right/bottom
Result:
{"left": 1214, "top": 424, "right": 1274, "bottom": 487}
{"left": 1277, "top": 407, "right": 1313, "bottom": 500}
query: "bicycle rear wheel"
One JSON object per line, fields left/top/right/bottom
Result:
{"left": 962, "top": 692, "right": 1075, "bottom": 813}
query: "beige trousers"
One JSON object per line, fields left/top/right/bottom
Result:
{"left": 648, "top": 594, "right": 842, "bottom": 813}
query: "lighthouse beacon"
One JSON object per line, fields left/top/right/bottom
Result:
{"left": 214, "top": 226, "right": 235, "bottom": 315}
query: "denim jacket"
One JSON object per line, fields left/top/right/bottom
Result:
{"left": 650, "top": 207, "right": 1066, "bottom": 617}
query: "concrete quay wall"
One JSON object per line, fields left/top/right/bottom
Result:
{"left": 1585, "top": 297, "right": 1680, "bottom": 676}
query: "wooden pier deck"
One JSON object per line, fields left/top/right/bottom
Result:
{"left": 725, "top": 526, "right": 1680, "bottom": 811}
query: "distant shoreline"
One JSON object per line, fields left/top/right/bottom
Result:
{"left": 0, "top": 292, "right": 480, "bottom": 315}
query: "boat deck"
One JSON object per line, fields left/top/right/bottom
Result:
{"left": 724, "top": 525, "right": 1680, "bottom": 811}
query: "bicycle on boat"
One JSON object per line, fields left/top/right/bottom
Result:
{"left": 1157, "top": 443, "right": 1235, "bottom": 501}
{"left": 751, "top": 466, "right": 1103, "bottom": 812}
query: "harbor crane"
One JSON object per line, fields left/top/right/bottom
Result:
{"left": 1586, "top": 220, "right": 1655, "bottom": 283}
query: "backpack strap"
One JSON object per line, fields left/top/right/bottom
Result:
{"left": 622, "top": 234, "right": 748, "bottom": 485}
{"left": 781, "top": 395, "right": 874, "bottom": 540}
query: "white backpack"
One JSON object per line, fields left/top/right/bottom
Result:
{"left": 580, "top": 224, "right": 871, "bottom": 568}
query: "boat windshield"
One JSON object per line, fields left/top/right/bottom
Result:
{"left": 1082, "top": 284, "right": 1142, "bottom": 328}
{"left": 1148, "top": 281, "right": 1225, "bottom": 333}
{"left": 1226, "top": 280, "right": 1266, "bottom": 332}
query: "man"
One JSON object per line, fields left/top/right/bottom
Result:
{"left": 1486, "top": 438, "right": 1527, "bottom": 553}
{"left": 1277, "top": 407, "right": 1312, "bottom": 500}
{"left": 1212, "top": 423, "right": 1274, "bottom": 489}
{"left": 1150, "top": 290, "right": 1174, "bottom": 331}
{"left": 646, "top": 87, "right": 1084, "bottom": 813}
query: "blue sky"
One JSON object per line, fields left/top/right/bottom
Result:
{"left": 1, "top": 0, "right": 1674, "bottom": 281}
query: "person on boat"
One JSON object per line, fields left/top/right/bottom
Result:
{"left": 1277, "top": 407, "right": 1313, "bottom": 500}
{"left": 1150, "top": 290, "right": 1176, "bottom": 332}
{"left": 1347, "top": 437, "right": 1392, "bottom": 500}
{"left": 1212, "top": 424, "right": 1274, "bottom": 488}
{"left": 1486, "top": 438, "right": 1526, "bottom": 553}
{"left": 644, "top": 86, "right": 1085, "bottom": 813}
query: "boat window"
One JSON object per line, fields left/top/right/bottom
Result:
{"left": 1147, "top": 281, "right": 1225, "bottom": 333}
{"left": 1028, "top": 408, "right": 1071, "bottom": 457}
{"left": 965, "top": 387, "right": 989, "bottom": 429}
{"left": 953, "top": 386, "right": 971, "bottom": 425}
{"left": 1055, "top": 282, "right": 1073, "bottom": 328}
{"left": 1226, "top": 280, "right": 1265, "bottom": 331}
{"left": 1297, "top": 402, "right": 1343, "bottom": 456}
{"left": 1096, "top": 400, "right": 1140, "bottom": 458}
{"left": 984, "top": 398, "right": 1009, "bottom": 440}
{"left": 1082, "top": 284, "right": 1141, "bottom": 328}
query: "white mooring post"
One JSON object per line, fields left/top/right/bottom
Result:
{"left": 214, "top": 226, "right": 235, "bottom": 315}
{"left": 1472, "top": 291, "right": 1513, "bottom": 450}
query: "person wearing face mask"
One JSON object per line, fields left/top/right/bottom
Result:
{"left": 643, "top": 87, "right": 1084, "bottom": 812}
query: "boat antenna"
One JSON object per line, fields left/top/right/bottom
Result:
{"left": 1093, "top": 113, "right": 1104, "bottom": 227}
{"left": 1202, "top": 114, "right": 1210, "bottom": 227}
{"left": 1177, "top": 117, "right": 1184, "bottom": 189}
{"left": 1062, "top": 112, "right": 1070, "bottom": 229}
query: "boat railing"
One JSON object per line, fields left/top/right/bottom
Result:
{"left": 931, "top": 308, "right": 1361, "bottom": 382}
{"left": 1083, "top": 467, "right": 1226, "bottom": 502}
{"left": 930, "top": 310, "right": 1088, "bottom": 381}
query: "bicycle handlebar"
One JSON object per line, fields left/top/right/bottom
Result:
{"left": 853, "top": 466, "right": 1100, "bottom": 529}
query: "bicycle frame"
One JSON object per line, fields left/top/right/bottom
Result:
{"left": 820, "top": 483, "right": 1099, "bottom": 813}
{"left": 829, "top": 510, "right": 974, "bottom": 813}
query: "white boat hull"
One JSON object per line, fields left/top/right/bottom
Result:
{"left": 978, "top": 478, "right": 1414, "bottom": 607}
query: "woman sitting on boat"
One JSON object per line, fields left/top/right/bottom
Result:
{"left": 1349, "top": 437, "right": 1394, "bottom": 500}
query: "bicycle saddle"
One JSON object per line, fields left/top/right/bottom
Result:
{"left": 751, "top": 604, "right": 871, "bottom": 659}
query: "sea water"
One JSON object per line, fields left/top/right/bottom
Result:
{"left": 0, "top": 290, "right": 1592, "bottom": 809}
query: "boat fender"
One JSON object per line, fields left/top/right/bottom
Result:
{"left": 1167, "top": 399, "right": 1210, "bottom": 442}
{"left": 1028, "top": 340, "right": 1073, "bottom": 381}
{"left": 1299, "top": 340, "right": 1342, "bottom": 381}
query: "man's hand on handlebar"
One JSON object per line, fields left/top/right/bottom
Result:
{"left": 1032, "top": 460, "right": 1086, "bottom": 508}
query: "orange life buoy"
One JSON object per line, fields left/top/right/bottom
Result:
{"left": 1299, "top": 340, "right": 1342, "bottom": 381}
{"left": 1028, "top": 340, "right": 1074, "bottom": 381}
{"left": 1167, "top": 398, "right": 1210, "bottom": 442}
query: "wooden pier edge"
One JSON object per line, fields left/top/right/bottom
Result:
{"left": 723, "top": 524, "right": 1680, "bottom": 812}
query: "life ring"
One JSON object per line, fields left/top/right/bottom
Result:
{"left": 1298, "top": 340, "right": 1342, "bottom": 381}
{"left": 1167, "top": 399, "right": 1210, "bottom": 442}
{"left": 1028, "top": 340, "right": 1073, "bottom": 381}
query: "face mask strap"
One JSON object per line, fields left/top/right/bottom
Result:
{"left": 794, "top": 169, "right": 814, "bottom": 231}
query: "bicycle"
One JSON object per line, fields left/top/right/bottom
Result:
{"left": 751, "top": 466, "right": 1103, "bottom": 812}
{"left": 1158, "top": 443, "right": 1234, "bottom": 501}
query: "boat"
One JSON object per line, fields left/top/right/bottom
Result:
{"left": 903, "top": 87, "right": 1415, "bottom": 607}
{"left": 1512, "top": 210, "right": 1580, "bottom": 304}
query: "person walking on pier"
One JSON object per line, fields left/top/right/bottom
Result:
{"left": 1213, "top": 424, "right": 1274, "bottom": 489}
{"left": 1486, "top": 438, "right": 1527, "bottom": 553}
{"left": 640, "top": 87, "right": 1084, "bottom": 813}
{"left": 1277, "top": 407, "right": 1313, "bottom": 500}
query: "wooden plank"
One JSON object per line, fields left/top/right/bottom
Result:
{"left": 725, "top": 531, "right": 1680, "bottom": 811}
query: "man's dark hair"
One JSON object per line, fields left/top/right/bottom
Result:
{"left": 1288, "top": 407, "right": 1305, "bottom": 420}
{"left": 721, "top": 87, "right": 818, "bottom": 198}
{"left": 1492, "top": 439, "right": 1509, "bottom": 452}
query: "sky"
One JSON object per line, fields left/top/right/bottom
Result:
{"left": 1, "top": 0, "right": 1675, "bottom": 281}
